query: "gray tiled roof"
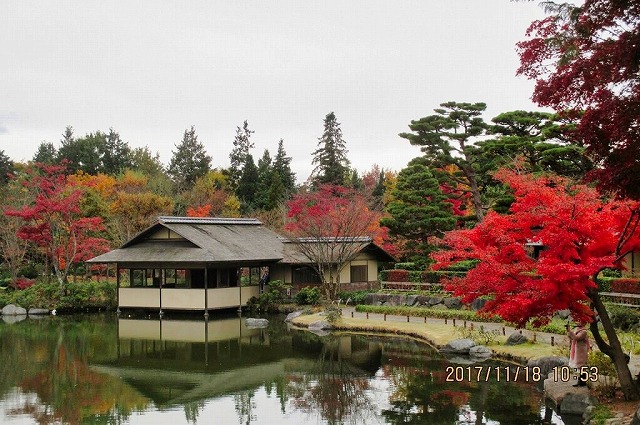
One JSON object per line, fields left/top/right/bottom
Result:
{"left": 88, "top": 216, "right": 395, "bottom": 266}
{"left": 88, "top": 217, "right": 283, "bottom": 264}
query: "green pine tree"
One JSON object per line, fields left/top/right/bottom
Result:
{"left": 380, "top": 157, "right": 456, "bottom": 268}
{"left": 229, "top": 120, "right": 254, "bottom": 191}
{"left": 168, "top": 126, "right": 212, "bottom": 192}
{"left": 237, "top": 154, "right": 258, "bottom": 213}
{"left": 272, "top": 139, "right": 296, "bottom": 195}
{"left": 312, "top": 112, "right": 350, "bottom": 186}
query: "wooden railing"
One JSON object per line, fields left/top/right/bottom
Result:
{"left": 600, "top": 292, "right": 640, "bottom": 308}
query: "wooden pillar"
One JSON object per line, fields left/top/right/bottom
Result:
{"left": 204, "top": 266, "right": 209, "bottom": 318}
{"left": 116, "top": 264, "right": 121, "bottom": 314}
{"left": 159, "top": 269, "right": 164, "bottom": 317}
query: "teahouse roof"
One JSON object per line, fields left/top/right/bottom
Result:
{"left": 88, "top": 216, "right": 396, "bottom": 266}
{"left": 279, "top": 236, "right": 395, "bottom": 264}
{"left": 88, "top": 216, "right": 285, "bottom": 265}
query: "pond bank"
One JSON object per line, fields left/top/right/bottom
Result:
{"left": 290, "top": 306, "right": 640, "bottom": 424}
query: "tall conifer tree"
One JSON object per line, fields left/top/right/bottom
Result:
{"left": 311, "top": 112, "right": 349, "bottom": 186}
{"left": 168, "top": 126, "right": 212, "bottom": 192}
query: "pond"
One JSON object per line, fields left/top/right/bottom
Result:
{"left": 0, "top": 312, "right": 567, "bottom": 425}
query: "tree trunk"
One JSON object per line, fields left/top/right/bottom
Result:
{"left": 588, "top": 288, "right": 640, "bottom": 400}
{"left": 461, "top": 162, "right": 484, "bottom": 222}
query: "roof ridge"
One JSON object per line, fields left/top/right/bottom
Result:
{"left": 157, "top": 216, "right": 262, "bottom": 225}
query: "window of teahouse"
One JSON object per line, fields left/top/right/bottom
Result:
{"left": 292, "top": 266, "right": 321, "bottom": 284}
{"left": 164, "top": 269, "right": 176, "bottom": 287}
{"left": 176, "top": 269, "right": 189, "bottom": 288}
{"left": 131, "top": 269, "right": 144, "bottom": 287}
{"left": 350, "top": 265, "right": 368, "bottom": 282}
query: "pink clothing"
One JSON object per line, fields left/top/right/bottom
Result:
{"left": 568, "top": 326, "right": 589, "bottom": 368}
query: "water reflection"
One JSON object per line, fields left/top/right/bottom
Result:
{"left": 0, "top": 314, "right": 565, "bottom": 424}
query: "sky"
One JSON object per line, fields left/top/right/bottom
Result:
{"left": 0, "top": 1, "right": 549, "bottom": 183}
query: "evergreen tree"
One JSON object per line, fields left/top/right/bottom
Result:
{"left": 168, "top": 126, "right": 212, "bottom": 192}
{"left": 32, "top": 142, "right": 57, "bottom": 165}
{"left": 228, "top": 120, "right": 254, "bottom": 190}
{"left": 380, "top": 157, "right": 456, "bottom": 268}
{"left": 266, "top": 171, "right": 286, "bottom": 211}
{"left": 312, "top": 112, "right": 350, "bottom": 186}
{"left": 236, "top": 154, "right": 258, "bottom": 212}
{"left": 57, "top": 129, "right": 105, "bottom": 174}
{"left": 272, "top": 139, "right": 296, "bottom": 194}
{"left": 371, "top": 170, "right": 386, "bottom": 210}
{"left": 399, "top": 102, "right": 488, "bottom": 221}
{"left": 102, "top": 128, "right": 133, "bottom": 175}
{"left": 255, "top": 149, "right": 273, "bottom": 210}
{"left": 0, "top": 150, "right": 13, "bottom": 184}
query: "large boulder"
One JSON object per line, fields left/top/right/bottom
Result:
{"left": 559, "top": 392, "right": 597, "bottom": 416}
{"left": 431, "top": 304, "right": 448, "bottom": 310}
{"left": 308, "top": 320, "right": 333, "bottom": 331}
{"left": 1, "top": 304, "right": 27, "bottom": 316}
{"left": 631, "top": 406, "right": 640, "bottom": 425}
{"left": 285, "top": 311, "right": 304, "bottom": 322}
{"left": 28, "top": 308, "right": 50, "bottom": 316}
{"left": 470, "top": 298, "right": 487, "bottom": 311}
{"left": 527, "top": 356, "right": 568, "bottom": 379}
{"left": 246, "top": 318, "right": 269, "bottom": 328}
{"left": 440, "top": 338, "right": 476, "bottom": 354}
{"left": 364, "top": 293, "right": 388, "bottom": 305}
{"left": 386, "top": 294, "right": 407, "bottom": 307}
{"left": 444, "top": 297, "right": 462, "bottom": 310}
{"left": 427, "top": 296, "right": 444, "bottom": 306}
{"left": 469, "top": 345, "right": 492, "bottom": 359}
{"left": 505, "top": 332, "right": 529, "bottom": 346}
{"left": 413, "top": 295, "right": 429, "bottom": 306}
{"left": 406, "top": 295, "right": 419, "bottom": 307}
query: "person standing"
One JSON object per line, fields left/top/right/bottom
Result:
{"left": 566, "top": 322, "right": 590, "bottom": 387}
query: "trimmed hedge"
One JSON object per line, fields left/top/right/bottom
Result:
{"left": 611, "top": 278, "right": 640, "bottom": 294}
{"left": 379, "top": 269, "right": 466, "bottom": 283}
{"left": 597, "top": 277, "right": 640, "bottom": 294}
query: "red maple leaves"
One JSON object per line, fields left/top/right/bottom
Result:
{"left": 433, "top": 169, "right": 640, "bottom": 327}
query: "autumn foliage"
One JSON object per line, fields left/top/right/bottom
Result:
{"left": 433, "top": 169, "right": 640, "bottom": 327}
{"left": 5, "top": 164, "right": 110, "bottom": 287}
{"left": 517, "top": 1, "right": 640, "bottom": 198}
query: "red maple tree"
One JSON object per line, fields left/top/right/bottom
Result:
{"left": 5, "top": 164, "right": 110, "bottom": 289}
{"left": 433, "top": 169, "right": 640, "bottom": 399}
{"left": 517, "top": 1, "right": 640, "bottom": 198}
{"left": 285, "top": 185, "right": 390, "bottom": 300}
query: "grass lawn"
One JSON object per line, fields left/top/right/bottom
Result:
{"left": 290, "top": 312, "right": 559, "bottom": 363}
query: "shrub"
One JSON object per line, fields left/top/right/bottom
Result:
{"left": 597, "top": 276, "right": 614, "bottom": 292}
{"left": 247, "top": 280, "right": 291, "bottom": 312}
{"left": 0, "top": 280, "right": 116, "bottom": 311}
{"left": 443, "top": 260, "right": 479, "bottom": 272}
{"left": 394, "top": 262, "right": 420, "bottom": 271}
{"left": 295, "top": 286, "right": 321, "bottom": 305}
{"left": 606, "top": 304, "right": 640, "bottom": 331}
{"left": 337, "top": 290, "right": 369, "bottom": 305}
{"left": 15, "top": 277, "right": 36, "bottom": 290}
{"left": 324, "top": 302, "right": 342, "bottom": 323}
{"left": 381, "top": 270, "right": 410, "bottom": 282}
{"left": 611, "top": 278, "right": 640, "bottom": 294}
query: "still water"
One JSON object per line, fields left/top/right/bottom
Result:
{"left": 0, "top": 313, "right": 565, "bottom": 425}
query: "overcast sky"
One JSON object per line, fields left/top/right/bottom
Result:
{"left": 1, "top": 1, "right": 548, "bottom": 183}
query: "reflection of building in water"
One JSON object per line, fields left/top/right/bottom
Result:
{"left": 93, "top": 316, "right": 382, "bottom": 407}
